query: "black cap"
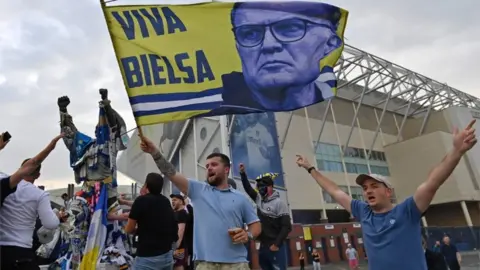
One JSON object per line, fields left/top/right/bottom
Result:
{"left": 170, "top": 193, "right": 185, "bottom": 202}
{"left": 255, "top": 172, "right": 279, "bottom": 186}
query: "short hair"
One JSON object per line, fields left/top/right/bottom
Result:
{"left": 206, "top": 152, "right": 231, "bottom": 168}
{"left": 21, "top": 158, "right": 41, "bottom": 173}
{"left": 145, "top": 172, "right": 164, "bottom": 195}
{"left": 231, "top": 2, "right": 341, "bottom": 28}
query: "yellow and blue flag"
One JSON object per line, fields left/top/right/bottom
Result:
{"left": 80, "top": 184, "right": 108, "bottom": 270}
{"left": 103, "top": 2, "right": 348, "bottom": 126}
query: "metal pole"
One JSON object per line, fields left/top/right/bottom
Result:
{"left": 168, "top": 119, "right": 191, "bottom": 162}
{"left": 396, "top": 89, "right": 420, "bottom": 142}
{"left": 418, "top": 96, "right": 435, "bottom": 136}
{"left": 367, "top": 87, "right": 394, "bottom": 159}
{"left": 330, "top": 103, "right": 353, "bottom": 212}
{"left": 373, "top": 108, "right": 386, "bottom": 146}
{"left": 280, "top": 112, "right": 294, "bottom": 150}
{"left": 193, "top": 118, "right": 199, "bottom": 180}
{"left": 343, "top": 74, "right": 372, "bottom": 155}
{"left": 228, "top": 115, "right": 236, "bottom": 139}
{"left": 353, "top": 103, "right": 372, "bottom": 173}
{"left": 197, "top": 123, "right": 221, "bottom": 162}
{"left": 175, "top": 144, "right": 182, "bottom": 194}
{"left": 219, "top": 116, "right": 234, "bottom": 178}
{"left": 304, "top": 107, "right": 328, "bottom": 221}
{"left": 314, "top": 99, "right": 332, "bottom": 152}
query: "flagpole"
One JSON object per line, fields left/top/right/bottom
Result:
{"left": 100, "top": 0, "right": 144, "bottom": 137}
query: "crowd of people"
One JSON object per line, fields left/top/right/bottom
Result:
{"left": 0, "top": 117, "right": 477, "bottom": 270}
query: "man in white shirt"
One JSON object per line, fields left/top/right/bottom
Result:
{"left": 233, "top": 113, "right": 276, "bottom": 178}
{"left": 0, "top": 134, "right": 65, "bottom": 270}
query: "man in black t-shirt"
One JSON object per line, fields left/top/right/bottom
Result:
{"left": 171, "top": 193, "right": 189, "bottom": 270}
{"left": 125, "top": 173, "right": 178, "bottom": 269}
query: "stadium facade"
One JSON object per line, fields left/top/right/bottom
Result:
{"left": 117, "top": 44, "right": 480, "bottom": 229}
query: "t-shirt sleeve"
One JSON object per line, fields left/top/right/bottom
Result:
{"left": 350, "top": 199, "right": 369, "bottom": 221}
{"left": 0, "top": 177, "right": 15, "bottom": 207}
{"left": 176, "top": 210, "right": 189, "bottom": 224}
{"left": 400, "top": 196, "right": 422, "bottom": 222}
{"left": 242, "top": 197, "right": 260, "bottom": 225}
{"left": 187, "top": 179, "right": 205, "bottom": 200}
{"left": 37, "top": 192, "right": 60, "bottom": 230}
{"left": 129, "top": 197, "right": 143, "bottom": 221}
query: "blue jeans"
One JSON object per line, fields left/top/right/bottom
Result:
{"left": 134, "top": 250, "right": 174, "bottom": 270}
{"left": 258, "top": 245, "right": 282, "bottom": 270}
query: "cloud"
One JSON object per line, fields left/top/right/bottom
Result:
{"left": 0, "top": 0, "right": 479, "bottom": 190}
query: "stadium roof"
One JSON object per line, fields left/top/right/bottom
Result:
{"left": 336, "top": 44, "right": 480, "bottom": 117}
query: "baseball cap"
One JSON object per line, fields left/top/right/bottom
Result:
{"left": 255, "top": 172, "right": 279, "bottom": 186}
{"left": 170, "top": 193, "right": 185, "bottom": 203}
{"left": 355, "top": 174, "right": 392, "bottom": 188}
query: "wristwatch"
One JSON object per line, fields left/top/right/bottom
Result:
{"left": 307, "top": 166, "right": 315, "bottom": 174}
{"left": 247, "top": 231, "right": 254, "bottom": 240}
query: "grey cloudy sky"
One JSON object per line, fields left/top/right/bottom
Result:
{"left": 0, "top": 0, "right": 479, "bottom": 190}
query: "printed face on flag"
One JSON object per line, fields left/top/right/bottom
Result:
{"left": 103, "top": 2, "right": 348, "bottom": 126}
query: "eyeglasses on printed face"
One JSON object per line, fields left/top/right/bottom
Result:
{"left": 233, "top": 18, "right": 329, "bottom": 48}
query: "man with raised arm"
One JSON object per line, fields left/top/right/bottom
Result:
{"left": 239, "top": 163, "right": 291, "bottom": 270}
{"left": 295, "top": 119, "right": 477, "bottom": 270}
{"left": 1, "top": 134, "right": 64, "bottom": 207}
{"left": 1, "top": 134, "right": 66, "bottom": 270}
{"left": 139, "top": 135, "right": 261, "bottom": 270}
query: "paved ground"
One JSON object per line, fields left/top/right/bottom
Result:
{"left": 287, "top": 252, "right": 480, "bottom": 270}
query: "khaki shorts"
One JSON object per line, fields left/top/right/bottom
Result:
{"left": 195, "top": 261, "right": 250, "bottom": 270}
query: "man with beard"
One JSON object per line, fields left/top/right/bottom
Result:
{"left": 295, "top": 119, "right": 477, "bottom": 270}
{"left": 239, "top": 164, "right": 291, "bottom": 270}
{"left": 139, "top": 135, "right": 261, "bottom": 270}
{"left": 171, "top": 193, "right": 189, "bottom": 270}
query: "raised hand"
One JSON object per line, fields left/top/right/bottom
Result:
{"left": 453, "top": 119, "right": 477, "bottom": 154}
{"left": 139, "top": 134, "right": 159, "bottom": 154}
{"left": 57, "top": 96, "right": 70, "bottom": 112}
{"left": 296, "top": 154, "right": 312, "bottom": 169}
{"left": 49, "top": 133, "right": 65, "bottom": 149}
{"left": 239, "top": 163, "right": 245, "bottom": 174}
{"left": 99, "top": 88, "right": 108, "bottom": 100}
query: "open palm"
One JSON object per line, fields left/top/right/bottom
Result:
{"left": 453, "top": 119, "right": 477, "bottom": 154}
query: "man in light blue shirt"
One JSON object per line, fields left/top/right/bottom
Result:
{"left": 295, "top": 119, "right": 477, "bottom": 270}
{"left": 139, "top": 135, "right": 261, "bottom": 270}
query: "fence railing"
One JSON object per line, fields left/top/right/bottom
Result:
{"left": 424, "top": 226, "right": 480, "bottom": 252}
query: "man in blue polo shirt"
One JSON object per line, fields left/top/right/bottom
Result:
{"left": 295, "top": 119, "right": 477, "bottom": 270}
{"left": 139, "top": 135, "right": 261, "bottom": 270}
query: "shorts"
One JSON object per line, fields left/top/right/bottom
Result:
{"left": 174, "top": 248, "right": 188, "bottom": 267}
{"left": 349, "top": 258, "right": 358, "bottom": 268}
{"left": 195, "top": 261, "right": 250, "bottom": 270}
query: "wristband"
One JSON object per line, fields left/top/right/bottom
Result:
{"left": 307, "top": 167, "right": 315, "bottom": 174}
{"left": 247, "top": 231, "right": 254, "bottom": 240}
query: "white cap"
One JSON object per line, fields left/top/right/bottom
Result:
{"left": 355, "top": 174, "right": 392, "bottom": 188}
